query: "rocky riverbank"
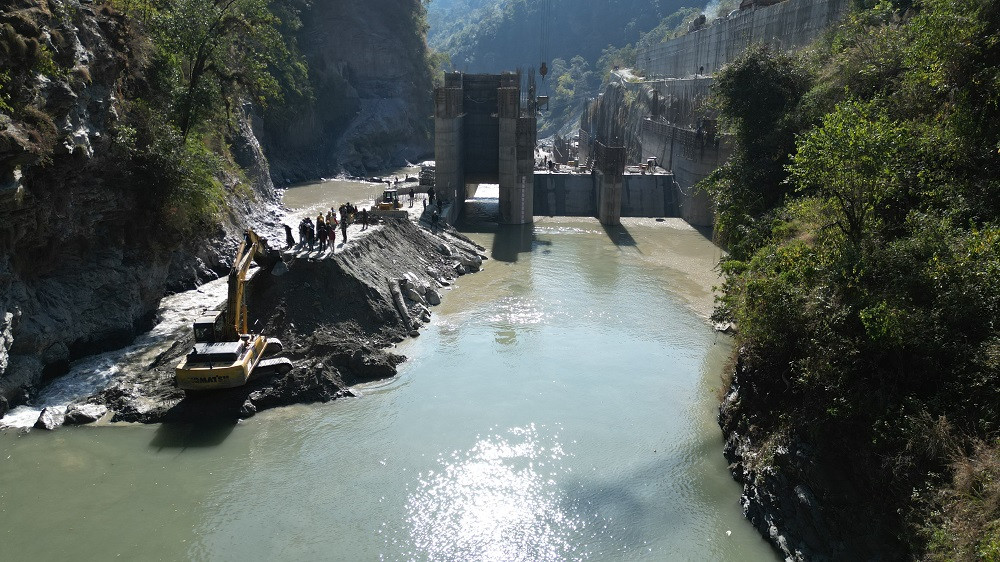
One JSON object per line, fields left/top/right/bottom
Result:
{"left": 719, "top": 350, "right": 905, "bottom": 560}
{"left": 0, "top": 0, "right": 283, "bottom": 417}
{"left": 36, "top": 218, "right": 486, "bottom": 426}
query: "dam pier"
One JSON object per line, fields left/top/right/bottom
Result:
{"left": 434, "top": 71, "right": 705, "bottom": 228}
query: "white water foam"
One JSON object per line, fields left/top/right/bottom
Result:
{"left": 1, "top": 276, "right": 232, "bottom": 428}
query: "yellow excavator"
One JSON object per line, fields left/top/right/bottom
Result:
{"left": 376, "top": 188, "right": 402, "bottom": 210}
{"left": 175, "top": 229, "right": 292, "bottom": 390}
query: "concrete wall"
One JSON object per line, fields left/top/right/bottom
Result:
{"left": 434, "top": 115, "right": 465, "bottom": 224}
{"left": 533, "top": 171, "right": 679, "bottom": 219}
{"left": 498, "top": 117, "right": 520, "bottom": 223}
{"left": 647, "top": 77, "right": 715, "bottom": 130}
{"left": 636, "top": 0, "right": 850, "bottom": 78}
{"left": 534, "top": 173, "right": 594, "bottom": 217}
{"left": 621, "top": 173, "right": 677, "bottom": 217}
{"left": 639, "top": 119, "right": 728, "bottom": 227}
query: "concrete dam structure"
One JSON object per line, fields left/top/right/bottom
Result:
{"left": 435, "top": 71, "right": 666, "bottom": 227}
{"left": 434, "top": 0, "right": 849, "bottom": 227}
{"left": 434, "top": 72, "right": 537, "bottom": 225}
{"left": 578, "top": 0, "right": 851, "bottom": 227}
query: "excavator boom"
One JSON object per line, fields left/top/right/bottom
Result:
{"left": 175, "top": 228, "right": 291, "bottom": 390}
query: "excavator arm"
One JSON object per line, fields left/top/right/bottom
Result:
{"left": 222, "top": 229, "right": 265, "bottom": 342}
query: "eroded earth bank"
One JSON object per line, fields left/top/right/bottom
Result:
{"left": 76, "top": 219, "right": 487, "bottom": 426}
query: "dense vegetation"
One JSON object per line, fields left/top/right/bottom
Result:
{"left": 110, "top": 0, "right": 309, "bottom": 233}
{"left": 702, "top": 0, "right": 1000, "bottom": 556}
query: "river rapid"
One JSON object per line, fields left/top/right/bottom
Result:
{"left": 0, "top": 178, "right": 776, "bottom": 560}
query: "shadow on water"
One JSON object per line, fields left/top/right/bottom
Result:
{"left": 149, "top": 421, "right": 236, "bottom": 450}
{"left": 691, "top": 223, "right": 715, "bottom": 244}
{"left": 491, "top": 224, "right": 539, "bottom": 263}
{"left": 602, "top": 223, "right": 641, "bottom": 253}
{"left": 458, "top": 196, "right": 542, "bottom": 263}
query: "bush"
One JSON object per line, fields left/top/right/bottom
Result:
{"left": 112, "top": 103, "right": 226, "bottom": 235}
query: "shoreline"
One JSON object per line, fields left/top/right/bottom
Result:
{"left": 4, "top": 217, "right": 488, "bottom": 430}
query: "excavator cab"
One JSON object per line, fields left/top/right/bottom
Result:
{"left": 377, "top": 188, "right": 401, "bottom": 210}
{"left": 192, "top": 310, "right": 224, "bottom": 343}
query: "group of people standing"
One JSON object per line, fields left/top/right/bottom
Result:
{"left": 338, "top": 202, "right": 368, "bottom": 234}
{"left": 293, "top": 212, "right": 338, "bottom": 251}
{"left": 283, "top": 202, "right": 371, "bottom": 253}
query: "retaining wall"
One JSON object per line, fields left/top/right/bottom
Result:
{"left": 636, "top": 0, "right": 851, "bottom": 78}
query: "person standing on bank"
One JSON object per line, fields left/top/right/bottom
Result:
{"left": 317, "top": 219, "right": 327, "bottom": 251}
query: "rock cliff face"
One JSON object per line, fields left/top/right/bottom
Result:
{"left": 0, "top": 0, "right": 278, "bottom": 416}
{"left": 718, "top": 351, "right": 905, "bottom": 560}
{"left": 260, "top": 0, "right": 434, "bottom": 183}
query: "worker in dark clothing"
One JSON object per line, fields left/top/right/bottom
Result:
{"left": 427, "top": 186, "right": 435, "bottom": 205}
{"left": 340, "top": 211, "right": 348, "bottom": 242}
{"left": 361, "top": 208, "right": 369, "bottom": 230}
{"left": 317, "top": 220, "right": 327, "bottom": 251}
{"left": 284, "top": 224, "right": 295, "bottom": 248}
{"left": 409, "top": 187, "right": 415, "bottom": 207}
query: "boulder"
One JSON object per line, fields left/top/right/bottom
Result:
{"left": 437, "top": 242, "right": 453, "bottom": 256}
{"left": 455, "top": 263, "right": 467, "bottom": 275}
{"left": 425, "top": 288, "right": 442, "bottom": 306}
{"left": 404, "top": 286, "right": 426, "bottom": 305}
{"left": 34, "top": 407, "right": 64, "bottom": 430}
{"left": 0, "top": 311, "right": 14, "bottom": 377}
{"left": 459, "top": 253, "right": 483, "bottom": 272}
{"left": 240, "top": 400, "right": 257, "bottom": 417}
{"left": 64, "top": 403, "right": 107, "bottom": 425}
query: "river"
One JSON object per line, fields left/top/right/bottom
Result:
{"left": 0, "top": 177, "right": 776, "bottom": 560}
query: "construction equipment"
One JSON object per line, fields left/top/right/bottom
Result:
{"left": 175, "top": 229, "right": 292, "bottom": 390}
{"left": 376, "top": 188, "right": 402, "bottom": 210}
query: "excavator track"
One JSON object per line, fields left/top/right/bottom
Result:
{"left": 256, "top": 357, "right": 293, "bottom": 377}
{"left": 263, "top": 338, "right": 283, "bottom": 356}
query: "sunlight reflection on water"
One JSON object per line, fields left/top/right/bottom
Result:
{"left": 395, "top": 424, "right": 612, "bottom": 561}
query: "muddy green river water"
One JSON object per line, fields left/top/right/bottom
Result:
{"left": 0, "top": 179, "right": 776, "bottom": 560}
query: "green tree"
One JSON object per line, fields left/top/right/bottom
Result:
{"left": 150, "top": 0, "right": 301, "bottom": 138}
{"left": 701, "top": 44, "right": 812, "bottom": 260}
{"left": 787, "top": 100, "right": 914, "bottom": 249}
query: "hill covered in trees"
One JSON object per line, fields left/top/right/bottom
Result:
{"left": 705, "top": 0, "right": 1000, "bottom": 557}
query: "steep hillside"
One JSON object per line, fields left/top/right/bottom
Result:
{"left": 428, "top": 0, "right": 688, "bottom": 72}
{"left": 0, "top": 0, "right": 436, "bottom": 417}
{"left": 260, "top": 0, "right": 435, "bottom": 182}
{"left": 0, "top": 0, "right": 278, "bottom": 415}
{"left": 703, "top": 1, "right": 1000, "bottom": 557}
